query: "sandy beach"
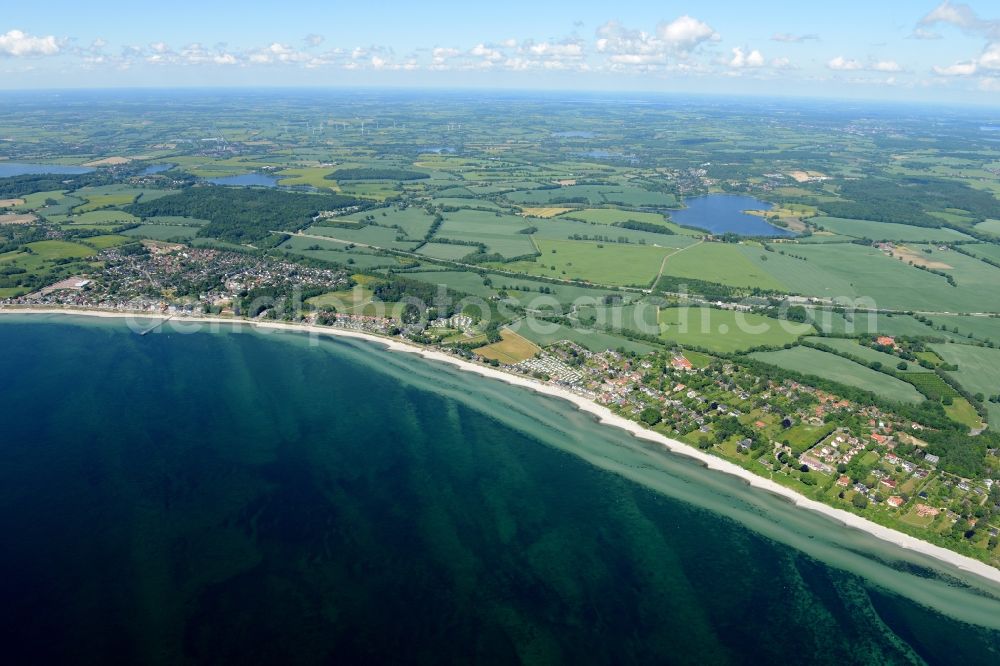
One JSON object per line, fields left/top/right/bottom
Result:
{"left": 4, "top": 305, "right": 1000, "bottom": 587}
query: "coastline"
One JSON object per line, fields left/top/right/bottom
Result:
{"left": 4, "top": 306, "right": 1000, "bottom": 588}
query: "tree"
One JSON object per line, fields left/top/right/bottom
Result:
{"left": 852, "top": 494, "right": 869, "bottom": 509}
{"left": 640, "top": 408, "right": 662, "bottom": 426}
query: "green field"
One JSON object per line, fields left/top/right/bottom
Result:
{"left": 21, "top": 240, "right": 96, "bottom": 260}
{"left": 434, "top": 210, "right": 537, "bottom": 258}
{"left": 122, "top": 224, "right": 200, "bottom": 241}
{"left": 973, "top": 219, "right": 1000, "bottom": 235}
{"left": 502, "top": 239, "right": 672, "bottom": 287}
{"left": 276, "top": 167, "right": 339, "bottom": 190}
{"left": 931, "top": 343, "right": 1000, "bottom": 423}
{"left": 83, "top": 234, "right": 130, "bottom": 249}
{"left": 0, "top": 239, "right": 98, "bottom": 297}
{"left": 511, "top": 316, "right": 658, "bottom": 354}
{"left": 809, "top": 216, "right": 972, "bottom": 242}
{"left": 807, "top": 310, "right": 955, "bottom": 339}
{"left": 944, "top": 398, "right": 984, "bottom": 429}
{"left": 750, "top": 347, "right": 925, "bottom": 404}
{"left": 507, "top": 184, "right": 677, "bottom": 208}
{"left": 277, "top": 235, "right": 399, "bottom": 269}
{"left": 963, "top": 243, "right": 1000, "bottom": 265}
{"left": 343, "top": 206, "right": 437, "bottom": 239}
{"left": 658, "top": 243, "right": 787, "bottom": 292}
{"left": 337, "top": 182, "right": 400, "bottom": 201}
{"left": 732, "top": 243, "right": 1000, "bottom": 312}
{"left": 63, "top": 210, "right": 139, "bottom": 225}
{"left": 784, "top": 423, "right": 836, "bottom": 455}
{"left": 302, "top": 225, "right": 422, "bottom": 252}
{"left": 403, "top": 270, "right": 621, "bottom": 306}
{"left": 560, "top": 208, "right": 696, "bottom": 235}
{"left": 416, "top": 243, "right": 476, "bottom": 261}
{"left": 527, "top": 215, "right": 696, "bottom": 247}
{"left": 904, "top": 373, "right": 960, "bottom": 402}
{"left": 804, "top": 337, "right": 918, "bottom": 370}
{"left": 306, "top": 284, "right": 375, "bottom": 313}
{"left": 661, "top": 307, "right": 813, "bottom": 353}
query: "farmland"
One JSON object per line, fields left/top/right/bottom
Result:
{"left": 931, "top": 344, "right": 1000, "bottom": 423}
{"left": 502, "top": 239, "right": 672, "bottom": 287}
{"left": 474, "top": 330, "right": 541, "bottom": 364}
{"left": 750, "top": 347, "right": 925, "bottom": 404}
{"left": 810, "top": 216, "right": 973, "bottom": 242}
{"left": 660, "top": 307, "right": 812, "bottom": 353}
{"left": 4, "top": 88, "right": 1000, "bottom": 577}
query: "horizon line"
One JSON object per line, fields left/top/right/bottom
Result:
{"left": 1, "top": 84, "right": 999, "bottom": 112}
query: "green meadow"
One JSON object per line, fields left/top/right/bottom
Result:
{"left": 750, "top": 347, "right": 925, "bottom": 404}
{"left": 660, "top": 307, "right": 813, "bottom": 353}
{"left": 502, "top": 239, "right": 672, "bottom": 287}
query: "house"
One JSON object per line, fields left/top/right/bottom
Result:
{"left": 876, "top": 336, "right": 897, "bottom": 348}
{"left": 887, "top": 496, "right": 904, "bottom": 508}
{"left": 671, "top": 356, "right": 693, "bottom": 371}
{"left": 915, "top": 504, "right": 940, "bottom": 518}
{"left": 924, "top": 453, "right": 940, "bottom": 465}
{"left": 837, "top": 475, "right": 851, "bottom": 487}
{"left": 881, "top": 477, "right": 897, "bottom": 489}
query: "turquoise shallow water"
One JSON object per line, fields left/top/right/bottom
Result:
{"left": 0, "top": 315, "right": 998, "bottom": 664}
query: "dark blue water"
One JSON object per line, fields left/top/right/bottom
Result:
{"left": 141, "top": 163, "right": 175, "bottom": 175}
{"left": 0, "top": 316, "right": 997, "bottom": 664}
{"left": 207, "top": 173, "right": 278, "bottom": 187}
{"left": 669, "top": 194, "right": 794, "bottom": 237}
{"left": 0, "top": 162, "right": 93, "bottom": 177}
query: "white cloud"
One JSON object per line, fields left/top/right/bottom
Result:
{"left": 0, "top": 29, "right": 60, "bottom": 57}
{"left": 770, "top": 33, "right": 818, "bottom": 43}
{"left": 728, "top": 47, "right": 764, "bottom": 68}
{"left": 827, "top": 56, "right": 902, "bottom": 73}
{"left": 431, "top": 47, "right": 460, "bottom": 65}
{"left": 596, "top": 21, "right": 663, "bottom": 60}
{"left": 594, "top": 16, "right": 716, "bottom": 70}
{"left": 249, "top": 42, "right": 310, "bottom": 64}
{"left": 910, "top": 28, "right": 942, "bottom": 40}
{"left": 979, "top": 77, "right": 1000, "bottom": 91}
{"left": 980, "top": 42, "right": 1000, "bottom": 70}
{"left": 828, "top": 56, "right": 863, "bottom": 71}
{"left": 919, "top": 1, "right": 999, "bottom": 38}
{"left": 932, "top": 41, "right": 1000, "bottom": 76}
{"left": 305, "top": 34, "right": 324, "bottom": 47}
{"left": 770, "top": 56, "right": 794, "bottom": 69}
{"left": 469, "top": 44, "right": 503, "bottom": 62}
{"left": 872, "top": 60, "right": 902, "bottom": 72}
{"left": 657, "top": 15, "right": 719, "bottom": 53}
{"left": 525, "top": 41, "right": 583, "bottom": 59}
{"left": 933, "top": 60, "right": 977, "bottom": 76}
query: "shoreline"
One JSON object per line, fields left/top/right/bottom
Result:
{"left": 4, "top": 305, "right": 1000, "bottom": 588}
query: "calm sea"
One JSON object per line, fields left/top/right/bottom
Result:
{"left": 0, "top": 316, "right": 998, "bottom": 664}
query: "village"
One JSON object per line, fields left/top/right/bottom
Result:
{"left": 4, "top": 240, "right": 998, "bottom": 554}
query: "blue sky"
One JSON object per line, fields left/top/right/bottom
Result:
{"left": 1, "top": 1, "right": 999, "bottom": 104}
